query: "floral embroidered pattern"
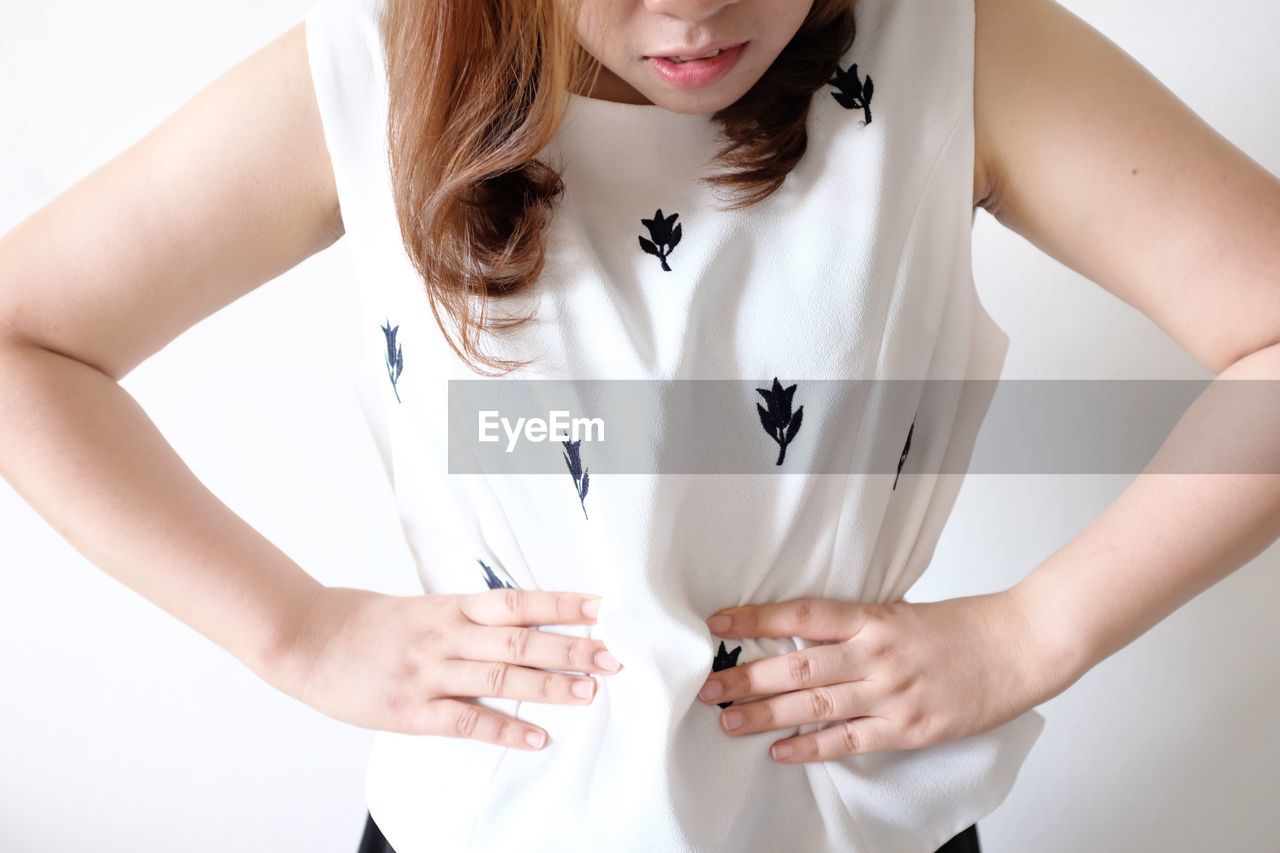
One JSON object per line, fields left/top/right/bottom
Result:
{"left": 380, "top": 317, "right": 404, "bottom": 403}
{"left": 828, "top": 61, "right": 874, "bottom": 125}
{"left": 710, "top": 640, "right": 743, "bottom": 709}
{"left": 755, "top": 377, "right": 805, "bottom": 466}
{"left": 893, "top": 414, "right": 915, "bottom": 491}
{"left": 561, "top": 439, "right": 590, "bottom": 519}
{"left": 638, "top": 208, "right": 682, "bottom": 272}
{"left": 478, "top": 558, "right": 518, "bottom": 590}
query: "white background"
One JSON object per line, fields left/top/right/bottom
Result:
{"left": 1, "top": 1, "right": 1277, "bottom": 850}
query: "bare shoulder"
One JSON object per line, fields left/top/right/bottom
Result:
{"left": 0, "top": 22, "right": 342, "bottom": 380}
{"left": 970, "top": 0, "right": 1280, "bottom": 373}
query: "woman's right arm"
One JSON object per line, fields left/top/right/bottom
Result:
{"left": 0, "top": 20, "right": 620, "bottom": 749}
{"left": 0, "top": 23, "right": 341, "bottom": 684}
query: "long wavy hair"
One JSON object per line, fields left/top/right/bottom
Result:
{"left": 380, "top": 0, "right": 858, "bottom": 376}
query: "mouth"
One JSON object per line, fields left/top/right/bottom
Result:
{"left": 643, "top": 41, "right": 748, "bottom": 89}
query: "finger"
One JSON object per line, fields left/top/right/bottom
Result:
{"left": 464, "top": 625, "right": 623, "bottom": 675}
{"left": 435, "top": 658, "right": 600, "bottom": 706}
{"left": 767, "top": 716, "right": 900, "bottom": 764}
{"left": 698, "top": 642, "right": 861, "bottom": 706}
{"left": 414, "top": 697, "right": 550, "bottom": 751}
{"left": 460, "top": 588, "right": 602, "bottom": 628}
{"left": 708, "top": 597, "right": 867, "bottom": 641}
{"left": 712, "top": 679, "right": 876, "bottom": 737}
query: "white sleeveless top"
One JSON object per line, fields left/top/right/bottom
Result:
{"left": 305, "top": 0, "right": 1046, "bottom": 849}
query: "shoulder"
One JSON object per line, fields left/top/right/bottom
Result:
{"left": 848, "top": 0, "right": 988, "bottom": 206}
{"left": 303, "top": 0, "right": 392, "bottom": 151}
{"left": 304, "top": 0, "right": 390, "bottom": 82}
{"left": 846, "top": 0, "right": 984, "bottom": 201}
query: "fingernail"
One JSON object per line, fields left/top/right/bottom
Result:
{"left": 708, "top": 614, "right": 731, "bottom": 633}
{"left": 582, "top": 597, "right": 601, "bottom": 619}
{"left": 698, "top": 679, "right": 723, "bottom": 701}
{"left": 525, "top": 730, "right": 547, "bottom": 749}
{"left": 771, "top": 743, "right": 793, "bottom": 760}
{"left": 721, "top": 710, "right": 743, "bottom": 731}
{"left": 595, "top": 649, "right": 619, "bottom": 671}
{"left": 572, "top": 678, "right": 595, "bottom": 699}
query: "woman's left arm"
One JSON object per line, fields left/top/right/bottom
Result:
{"left": 696, "top": 0, "right": 1280, "bottom": 762}
{"left": 969, "top": 0, "right": 1280, "bottom": 702}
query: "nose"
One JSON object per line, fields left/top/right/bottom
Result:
{"left": 643, "top": 0, "right": 740, "bottom": 26}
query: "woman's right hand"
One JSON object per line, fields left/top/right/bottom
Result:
{"left": 267, "top": 586, "right": 622, "bottom": 751}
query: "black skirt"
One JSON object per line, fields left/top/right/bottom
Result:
{"left": 356, "top": 810, "right": 982, "bottom": 852}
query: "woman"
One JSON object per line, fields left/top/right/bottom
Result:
{"left": 0, "top": 0, "right": 1277, "bottom": 850}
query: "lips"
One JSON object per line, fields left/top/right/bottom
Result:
{"left": 645, "top": 42, "right": 746, "bottom": 88}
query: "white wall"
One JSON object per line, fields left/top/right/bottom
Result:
{"left": 1, "top": 1, "right": 1277, "bottom": 851}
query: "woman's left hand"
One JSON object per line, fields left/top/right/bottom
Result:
{"left": 697, "top": 591, "right": 1070, "bottom": 763}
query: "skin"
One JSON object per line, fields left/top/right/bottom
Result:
{"left": 1, "top": 0, "right": 1278, "bottom": 765}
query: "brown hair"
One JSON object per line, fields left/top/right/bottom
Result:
{"left": 380, "top": 0, "right": 858, "bottom": 376}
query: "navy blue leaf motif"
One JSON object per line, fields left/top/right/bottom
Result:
{"left": 638, "top": 208, "right": 682, "bottom": 272}
{"left": 893, "top": 414, "right": 915, "bottom": 491}
{"left": 755, "top": 377, "right": 804, "bottom": 466}
{"left": 477, "top": 558, "right": 518, "bottom": 590}
{"left": 561, "top": 439, "right": 590, "bottom": 519}
{"left": 828, "top": 61, "right": 874, "bottom": 125}
{"left": 380, "top": 317, "right": 404, "bottom": 403}
{"left": 711, "top": 640, "right": 743, "bottom": 709}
